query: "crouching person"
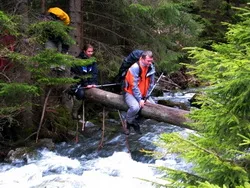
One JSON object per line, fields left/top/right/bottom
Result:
{"left": 123, "top": 51, "right": 155, "bottom": 135}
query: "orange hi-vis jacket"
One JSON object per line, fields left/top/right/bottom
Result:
{"left": 124, "top": 61, "right": 155, "bottom": 102}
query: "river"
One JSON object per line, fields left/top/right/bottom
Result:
{"left": 0, "top": 91, "right": 195, "bottom": 188}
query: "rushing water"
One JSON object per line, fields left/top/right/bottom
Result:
{"left": 0, "top": 91, "right": 195, "bottom": 188}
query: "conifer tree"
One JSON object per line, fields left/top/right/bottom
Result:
{"left": 81, "top": 0, "right": 203, "bottom": 76}
{"left": 0, "top": 11, "right": 93, "bottom": 141}
{"left": 152, "top": 6, "right": 250, "bottom": 188}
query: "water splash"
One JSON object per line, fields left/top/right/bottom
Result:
{"left": 0, "top": 150, "right": 167, "bottom": 188}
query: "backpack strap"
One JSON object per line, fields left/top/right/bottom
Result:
{"left": 137, "top": 62, "right": 142, "bottom": 78}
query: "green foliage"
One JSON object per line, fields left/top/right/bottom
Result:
{"left": 28, "top": 20, "right": 75, "bottom": 46}
{"left": 195, "top": 181, "right": 224, "bottom": 188}
{"left": 157, "top": 132, "right": 249, "bottom": 187}
{"left": 152, "top": 6, "right": 250, "bottom": 188}
{"left": 0, "top": 10, "right": 78, "bottom": 135}
{"left": 192, "top": 0, "right": 234, "bottom": 46}
{"left": 0, "top": 83, "right": 38, "bottom": 97}
{"left": 45, "top": 106, "right": 76, "bottom": 142}
{"left": 0, "top": 11, "right": 18, "bottom": 36}
{"left": 81, "top": 0, "right": 203, "bottom": 77}
{"left": 125, "top": 0, "right": 204, "bottom": 73}
{"left": 0, "top": 105, "right": 26, "bottom": 117}
{"left": 129, "top": 4, "right": 152, "bottom": 14}
{"left": 27, "top": 49, "right": 94, "bottom": 85}
{"left": 0, "top": 83, "right": 38, "bottom": 119}
{"left": 0, "top": 12, "right": 34, "bottom": 121}
{"left": 6, "top": 51, "right": 28, "bottom": 63}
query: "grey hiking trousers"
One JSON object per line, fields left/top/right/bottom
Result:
{"left": 124, "top": 92, "right": 155, "bottom": 124}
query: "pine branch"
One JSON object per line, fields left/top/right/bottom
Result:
{"left": 83, "top": 11, "right": 156, "bottom": 40}
{"left": 84, "top": 22, "right": 140, "bottom": 46}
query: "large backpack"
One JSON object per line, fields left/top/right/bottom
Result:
{"left": 113, "top": 49, "right": 143, "bottom": 93}
{"left": 47, "top": 7, "right": 70, "bottom": 25}
{"left": 115, "top": 49, "right": 143, "bottom": 82}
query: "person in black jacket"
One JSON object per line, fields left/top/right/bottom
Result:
{"left": 70, "top": 44, "right": 98, "bottom": 119}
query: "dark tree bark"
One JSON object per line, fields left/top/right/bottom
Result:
{"left": 18, "top": 0, "right": 33, "bottom": 128}
{"left": 68, "top": 0, "right": 82, "bottom": 56}
{"left": 84, "top": 88, "right": 192, "bottom": 129}
{"left": 41, "top": 0, "right": 46, "bottom": 14}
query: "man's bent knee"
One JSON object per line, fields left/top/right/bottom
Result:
{"left": 129, "top": 105, "right": 140, "bottom": 113}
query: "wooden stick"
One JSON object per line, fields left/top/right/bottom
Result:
{"left": 81, "top": 100, "right": 85, "bottom": 131}
{"left": 75, "top": 121, "right": 79, "bottom": 143}
{"left": 118, "top": 110, "right": 128, "bottom": 133}
{"left": 36, "top": 88, "right": 52, "bottom": 143}
{"left": 117, "top": 110, "right": 125, "bottom": 129}
{"left": 98, "top": 107, "right": 105, "bottom": 150}
{"left": 117, "top": 110, "right": 131, "bottom": 154}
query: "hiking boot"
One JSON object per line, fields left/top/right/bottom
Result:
{"left": 131, "top": 121, "right": 142, "bottom": 135}
{"left": 132, "top": 124, "right": 142, "bottom": 135}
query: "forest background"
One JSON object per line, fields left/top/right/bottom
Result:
{"left": 0, "top": 0, "right": 250, "bottom": 187}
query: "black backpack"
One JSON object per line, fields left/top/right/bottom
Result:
{"left": 115, "top": 49, "right": 143, "bottom": 82}
{"left": 112, "top": 49, "right": 143, "bottom": 93}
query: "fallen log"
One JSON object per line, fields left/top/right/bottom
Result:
{"left": 84, "top": 88, "right": 192, "bottom": 129}
{"left": 157, "top": 99, "right": 190, "bottom": 111}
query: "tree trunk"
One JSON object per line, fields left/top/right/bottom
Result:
{"left": 84, "top": 88, "right": 192, "bottom": 129}
{"left": 41, "top": 0, "right": 46, "bottom": 14}
{"left": 68, "top": 0, "right": 82, "bottom": 56}
{"left": 18, "top": 0, "right": 33, "bottom": 128}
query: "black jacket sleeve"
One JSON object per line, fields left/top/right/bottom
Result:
{"left": 71, "top": 52, "right": 98, "bottom": 85}
{"left": 87, "top": 62, "right": 98, "bottom": 85}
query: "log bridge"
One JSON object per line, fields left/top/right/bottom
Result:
{"left": 84, "top": 88, "right": 192, "bottom": 129}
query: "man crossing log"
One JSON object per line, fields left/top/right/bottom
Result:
{"left": 84, "top": 88, "right": 192, "bottom": 129}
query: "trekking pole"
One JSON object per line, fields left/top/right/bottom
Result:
{"left": 83, "top": 83, "right": 120, "bottom": 89}
{"left": 145, "top": 72, "right": 164, "bottom": 101}
{"left": 137, "top": 73, "right": 164, "bottom": 116}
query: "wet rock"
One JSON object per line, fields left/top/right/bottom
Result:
{"left": 5, "top": 147, "right": 30, "bottom": 164}
{"left": 4, "top": 139, "right": 55, "bottom": 164}
{"left": 35, "top": 138, "right": 55, "bottom": 150}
